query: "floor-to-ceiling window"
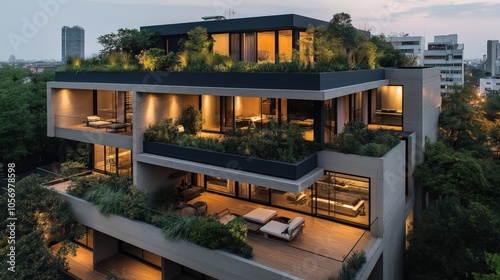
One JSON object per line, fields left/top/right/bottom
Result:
{"left": 243, "top": 32, "right": 256, "bottom": 62}
{"left": 257, "top": 31, "right": 275, "bottom": 63}
{"left": 278, "top": 30, "right": 293, "bottom": 62}
{"left": 324, "top": 98, "right": 337, "bottom": 143}
{"left": 212, "top": 33, "right": 229, "bottom": 56}
{"left": 371, "top": 85, "right": 403, "bottom": 128}
{"left": 93, "top": 145, "right": 132, "bottom": 177}
{"left": 96, "top": 90, "right": 116, "bottom": 121}
{"left": 202, "top": 95, "right": 221, "bottom": 132}
{"left": 312, "top": 172, "right": 369, "bottom": 227}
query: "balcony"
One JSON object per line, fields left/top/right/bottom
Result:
{"left": 143, "top": 141, "right": 317, "bottom": 180}
{"left": 53, "top": 115, "right": 133, "bottom": 149}
{"left": 49, "top": 180, "right": 378, "bottom": 280}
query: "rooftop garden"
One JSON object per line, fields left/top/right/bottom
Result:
{"left": 327, "top": 121, "right": 401, "bottom": 157}
{"left": 58, "top": 13, "right": 415, "bottom": 73}
{"left": 66, "top": 175, "right": 253, "bottom": 258}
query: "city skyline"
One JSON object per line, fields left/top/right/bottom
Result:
{"left": 1, "top": 0, "right": 498, "bottom": 61}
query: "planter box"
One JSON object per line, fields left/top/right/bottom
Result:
{"left": 143, "top": 141, "right": 317, "bottom": 180}
{"left": 55, "top": 70, "right": 385, "bottom": 91}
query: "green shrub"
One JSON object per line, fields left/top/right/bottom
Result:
{"left": 144, "top": 118, "right": 179, "bottom": 143}
{"left": 187, "top": 218, "right": 226, "bottom": 249}
{"left": 60, "top": 161, "right": 87, "bottom": 176}
{"left": 151, "top": 184, "right": 178, "bottom": 213}
{"left": 328, "top": 121, "right": 400, "bottom": 157}
{"left": 329, "top": 250, "right": 367, "bottom": 280}
{"left": 178, "top": 105, "right": 204, "bottom": 134}
{"left": 145, "top": 117, "right": 316, "bottom": 163}
{"left": 223, "top": 217, "right": 253, "bottom": 257}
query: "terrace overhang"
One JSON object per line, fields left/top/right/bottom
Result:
{"left": 136, "top": 152, "right": 324, "bottom": 193}
{"left": 53, "top": 69, "right": 389, "bottom": 100}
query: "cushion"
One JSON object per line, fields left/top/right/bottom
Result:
{"left": 288, "top": 217, "right": 305, "bottom": 231}
{"left": 87, "top": 115, "right": 101, "bottom": 122}
{"left": 243, "top": 208, "right": 277, "bottom": 224}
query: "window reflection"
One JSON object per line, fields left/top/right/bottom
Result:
{"left": 212, "top": 33, "right": 229, "bottom": 56}
{"left": 257, "top": 31, "right": 275, "bottom": 63}
{"left": 278, "top": 30, "right": 293, "bottom": 62}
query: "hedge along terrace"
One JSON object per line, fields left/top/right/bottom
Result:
{"left": 66, "top": 175, "right": 253, "bottom": 258}
{"left": 143, "top": 114, "right": 318, "bottom": 164}
{"left": 327, "top": 121, "right": 401, "bottom": 157}
{"left": 58, "top": 13, "right": 415, "bottom": 73}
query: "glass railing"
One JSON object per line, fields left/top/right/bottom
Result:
{"left": 54, "top": 114, "right": 88, "bottom": 128}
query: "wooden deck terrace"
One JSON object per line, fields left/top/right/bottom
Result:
{"left": 50, "top": 181, "right": 372, "bottom": 280}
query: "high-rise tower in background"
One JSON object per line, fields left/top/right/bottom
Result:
{"left": 61, "top": 25, "right": 84, "bottom": 62}
{"left": 486, "top": 40, "right": 500, "bottom": 76}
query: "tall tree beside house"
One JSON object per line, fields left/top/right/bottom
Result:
{"left": 408, "top": 83, "right": 500, "bottom": 279}
{"left": 0, "top": 175, "right": 84, "bottom": 279}
{"left": 328, "top": 12, "right": 366, "bottom": 66}
{"left": 0, "top": 66, "right": 56, "bottom": 163}
{"left": 439, "top": 85, "right": 492, "bottom": 156}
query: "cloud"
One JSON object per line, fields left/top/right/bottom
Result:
{"left": 392, "top": 2, "right": 500, "bottom": 19}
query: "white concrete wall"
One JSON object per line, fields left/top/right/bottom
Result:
{"left": 59, "top": 192, "right": 301, "bottom": 280}
{"left": 385, "top": 68, "right": 441, "bottom": 163}
{"left": 47, "top": 85, "right": 93, "bottom": 137}
{"left": 318, "top": 142, "right": 406, "bottom": 280}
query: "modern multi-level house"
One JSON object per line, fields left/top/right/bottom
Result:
{"left": 47, "top": 14, "right": 441, "bottom": 280}
{"left": 386, "top": 35, "right": 425, "bottom": 66}
{"left": 424, "top": 34, "right": 464, "bottom": 95}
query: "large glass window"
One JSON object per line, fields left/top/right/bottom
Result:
{"left": 93, "top": 145, "right": 132, "bottom": 177}
{"left": 121, "top": 242, "right": 162, "bottom": 268}
{"left": 270, "top": 188, "right": 311, "bottom": 214}
{"left": 230, "top": 33, "right": 240, "bottom": 61}
{"left": 243, "top": 32, "right": 256, "bottom": 62}
{"left": 278, "top": 30, "right": 293, "bottom": 62}
{"left": 257, "top": 31, "right": 275, "bottom": 63}
{"left": 324, "top": 99, "right": 337, "bottom": 143}
{"left": 287, "top": 99, "right": 314, "bottom": 141}
{"left": 97, "top": 90, "right": 116, "bottom": 121}
{"left": 212, "top": 33, "right": 229, "bottom": 56}
{"left": 372, "top": 85, "right": 403, "bottom": 127}
{"left": 202, "top": 95, "right": 221, "bottom": 132}
{"left": 313, "top": 172, "right": 369, "bottom": 227}
{"left": 205, "top": 175, "right": 235, "bottom": 196}
{"left": 235, "top": 96, "right": 262, "bottom": 129}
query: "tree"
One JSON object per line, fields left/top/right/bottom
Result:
{"left": 370, "top": 35, "right": 416, "bottom": 67}
{"left": 407, "top": 198, "right": 500, "bottom": 279}
{"left": 0, "top": 175, "right": 84, "bottom": 279}
{"left": 97, "top": 28, "right": 159, "bottom": 57}
{"left": 0, "top": 66, "right": 56, "bottom": 162}
{"left": 471, "top": 252, "right": 500, "bottom": 279}
{"left": 439, "top": 85, "right": 492, "bottom": 156}
{"left": 328, "top": 13, "right": 367, "bottom": 66}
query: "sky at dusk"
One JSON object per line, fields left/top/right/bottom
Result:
{"left": 1, "top": 0, "right": 498, "bottom": 61}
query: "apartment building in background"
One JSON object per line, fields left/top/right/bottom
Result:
{"left": 485, "top": 40, "right": 500, "bottom": 77}
{"left": 61, "top": 25, "right": 85, "bottom": 62}
{"left": 47, "top": 14, "right": 441, "bottom": 280}
{"left": 424, "top": 34, "right": 464, "bottom": 95}
{"left": 386, "top": 35, "right": 425, "bottom": 66}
